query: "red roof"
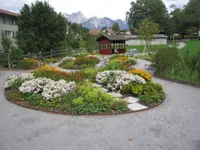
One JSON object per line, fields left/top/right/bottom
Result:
{"left": 0, "top": 9, "right": 18, "bottom": 17}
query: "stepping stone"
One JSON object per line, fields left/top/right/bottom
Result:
{"left": 124, "top": 97, "right": 139, "bottom": 104}
{"left": 92, "top": 83, "right": 102, "bottom": 87}
{"left": 108, "top": 92, "right": 123, "bottom": 98}
{"left": 128, "top": 103, "right": 148, "bottom": 111}
{"left": 101, "top": 88, "right": 108, "bottom": 92}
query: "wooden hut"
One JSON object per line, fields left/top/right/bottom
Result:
{"left": 97, "top": 34, "right": 126, "bottom": 55}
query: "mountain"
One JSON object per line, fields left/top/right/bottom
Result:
{"left": 82, "top": 17, "right": 113, "bottom": 29}
{"left": 64, "top": 11, "right": 88, "bottom": 24}
{"left": 64, "top": 11, "right": 129, "bottom": 30}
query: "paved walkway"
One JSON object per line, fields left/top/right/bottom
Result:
{"left": 0, "top": 60, "right": 200, "bottom": 150}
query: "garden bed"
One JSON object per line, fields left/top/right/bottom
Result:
{"left": 59, "top": 55, "right": 100, "bottom": 69}
{"left": 3, "top": 54, "right": 165, "bottom": 115}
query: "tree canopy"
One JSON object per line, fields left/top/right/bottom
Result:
{"left": 137, "top": 18, "right": 160, "bottom": 53}
{"left": 126, "top": 0, "right": 167, "bottom": 29}
{"left": 112, "top": 22, "right": 120, "bottom": 32}
{"left": 17, "top": 1, "right": 67, "bottom": 53}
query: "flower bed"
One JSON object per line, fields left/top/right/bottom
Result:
{"left": 4, "top": 74, "right": 129, "bottom": 114}
{"left": 59, "top": 55, "right": 100, "bottom": 69}
{"left": 103, "top": 56, "right": 136, "bottom": 71}
{"left": 34, "top": 65, "right": 84, "bottom": 82}
{"left": 95, "top": 70, "right": 165, "bottom": 107}
{"left": 129, "top": 69, "right": 152, "bottom": 81}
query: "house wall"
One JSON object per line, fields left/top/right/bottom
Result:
{"left": 126, "top": 38, "right": 167, "bottom": 46}
{"left": 0, "top": 14, "right": 18, "bottom": 51}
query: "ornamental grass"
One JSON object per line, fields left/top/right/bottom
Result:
{"left": 129, "top": 69, "right": 152, "bottom": 81}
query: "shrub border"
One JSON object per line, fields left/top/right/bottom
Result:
{"left": 4, "top": 89, "right": 165, "bottom": 116}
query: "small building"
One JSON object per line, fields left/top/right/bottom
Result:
{"left": 97, "top": 34, "right": 126, "bottom": 55}
{"left": 97, "top": 34, "right": 168, "bottom": 55}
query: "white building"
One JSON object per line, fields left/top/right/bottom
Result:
{"left": 125, "top": 34, "right": 168, "bottom": 46}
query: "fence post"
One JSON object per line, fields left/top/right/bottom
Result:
{"left": 51, "top": 50, "right": 53, "bottom": 58}
{"left": 39, "top": 51, "right": 42, "bottom": 66}
{"left": 28, "top": 52, "right": 30, "bottom": 58}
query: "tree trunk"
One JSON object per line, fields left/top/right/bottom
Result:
{"left": 181, "top": 33, "right": 185, "bottom": 39}
{"left": 7, "top": 53, "right": 11, "bottom": 70}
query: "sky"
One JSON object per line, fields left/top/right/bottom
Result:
{"left": 0, "top": 0, "right": 189, "bottom": 20}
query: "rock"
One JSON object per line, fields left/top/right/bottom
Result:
{"left": 128, "top": 103, "right": 148, "bottom": 111}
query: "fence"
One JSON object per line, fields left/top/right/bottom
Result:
{"left": 0, "top": 49, "right": 83, "bottom": 69}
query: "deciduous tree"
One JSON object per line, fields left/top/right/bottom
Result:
{"left": 17, "top": 1, "right": 67, "bottom": 53}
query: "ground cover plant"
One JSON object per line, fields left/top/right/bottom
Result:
{"left": 16, "top": 58, "right": 40, "bottom": 69}
{"left": 59, "top": 55, "right": 100, "bottom": 69}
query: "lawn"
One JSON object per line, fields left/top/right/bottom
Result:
{"left": 126, "top": 44, "right": 170, "bottom": 53}
{"left": 179, "top": 40, "right": 200, "bottom": 57}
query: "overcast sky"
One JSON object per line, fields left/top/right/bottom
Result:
{"left": 0, "top": 0, "right": 189, "bottom": 20}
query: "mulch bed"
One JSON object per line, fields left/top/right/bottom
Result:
{"left": 4, "top": 89, "right": 165, "bottom": 116}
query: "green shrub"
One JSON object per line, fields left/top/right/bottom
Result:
{"left": 121, "top": 81, "right": 165, "bottom": 106}
{"left": 121, "top": 82, "right": 144, "bottom": 96}
{"left": 155, "top": 48, "right": 180, "bottom": 75}
{"left": 83, "top": 68, "right": 99, "bottom": 82}
{"left": 139, "top": 93, "right": 162, "bottom": 105}
{"left": 59, "top": 56, "right": 99, "bottom": 69}
{"left": 139, "top": 82, "right": 165, "bottom": 106}
{"left": 104, "top": 57, "right": 136, "bottom": 71}
{"left": 43, "top": 58, "right": 57, "bottom": 64}
{"left": 17, "top": 59, "right": 39, "bottom": 69}
{"left": 70, "top": 82, "right": 128, "bottom": 114}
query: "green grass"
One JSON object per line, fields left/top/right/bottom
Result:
{"left": 179, "top": 40, "right": 200, "bottom": 57}
{"left": 126, "top": 44, "right": 170, "bottom": 53}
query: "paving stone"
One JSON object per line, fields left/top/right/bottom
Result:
{"left": 92, "top": 83, "right": 102, "bottom": 87}
{"left": 128, "top": 103, "right": 148, "bottom": 111}
{"left": 124, "top": 97, "right": 139, "bottom": 104}
{"left": 108, "top": 92, "right": 123, "bottom": 98}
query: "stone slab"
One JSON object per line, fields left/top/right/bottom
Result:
{"left": 124, "top": 97, "right": 139, "bottom": 104}
{"left": 108, "top": 92, "right": 123, "bottom": 98}
{"left": 128, "top": 103, "right": 148, "bottom": 111}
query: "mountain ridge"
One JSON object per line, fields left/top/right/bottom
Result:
{"left": 64, "top": 11, "right": 129, "bottom": 30}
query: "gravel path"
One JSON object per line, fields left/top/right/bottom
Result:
{"left": 0, "top": 61, "right": 200, "bottom": 150}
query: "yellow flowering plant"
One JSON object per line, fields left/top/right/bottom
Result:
{"left": 129, "top": 69, "right": 152, "bottom": 81}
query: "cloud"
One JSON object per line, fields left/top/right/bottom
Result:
{"left": 0, "top": 0, "right": 189, "bottom": 19}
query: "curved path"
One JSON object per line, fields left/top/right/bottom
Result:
{"left": 0, "top": 61, "right": 200, "bottom": 150}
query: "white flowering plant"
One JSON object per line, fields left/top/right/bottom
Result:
{"left": 19, "top": 78, "right": 76, "bottom": 100}
{"left": 4, "top": 73, "right": 34, "bottom": 89}
{"left": 96, "top": 70, "right": 146, "bottom": 92}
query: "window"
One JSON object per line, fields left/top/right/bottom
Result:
{"left": 11, "top": 19, "right": 14, "bottom": 25}
{"left": 4, "top": 30, "right": 12, "bottom": 37}
{"left": 12, "top": 31, "right": 15, "bottom": 38}
{"left": 2, "top": 16, "right": 6, "bottom": 24}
